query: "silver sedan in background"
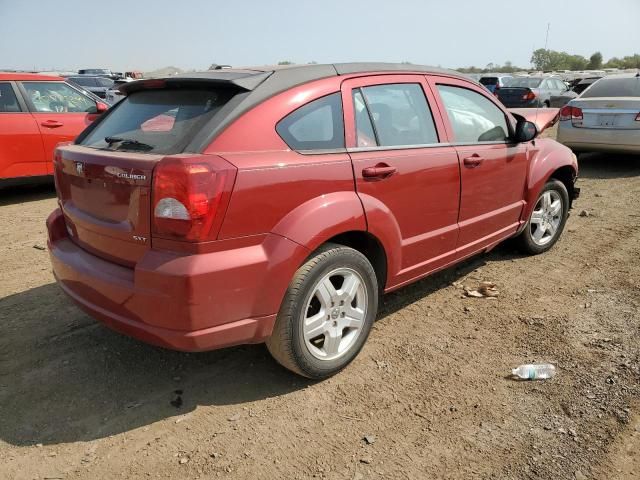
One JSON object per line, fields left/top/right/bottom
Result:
{"left": 557, "top": 73, "right": 640, "bottom": 154}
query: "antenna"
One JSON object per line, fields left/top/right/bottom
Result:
{"left": 544, "top": 23, "right": 550, "bottom": 51}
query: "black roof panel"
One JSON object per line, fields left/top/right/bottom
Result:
{"left": 116, "top": 63, "right": 471, "bottom": 153}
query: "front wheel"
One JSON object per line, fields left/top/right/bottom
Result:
{"left": 516, "top": 179, "right": 569, "bottom": 254}
{"left": 266, "top": 244, "right": 378, "bottom": 379}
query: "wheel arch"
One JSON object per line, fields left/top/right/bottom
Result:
{"left": 549, "top": 165, "right": 577, "bottom": 208}
{"left": 322, "top": 231, "right": 388, "bottom": 293}
{"left": 522, "top": 139, "right": 578, "bottom": 224}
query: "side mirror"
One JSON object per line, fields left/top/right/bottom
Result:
{"left": 515, "top": 120, "right": 537, "bottom": 142}
{"left": 96, "top": 102, "right": 109, "bottom": 113}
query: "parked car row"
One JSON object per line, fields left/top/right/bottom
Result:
{"left": 77, "top": 68, "right": 143, "bottom": 81}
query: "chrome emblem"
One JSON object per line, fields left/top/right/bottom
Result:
{"left": 75, "top": 162, "right": 84, "bottom": 176}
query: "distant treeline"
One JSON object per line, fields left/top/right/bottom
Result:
{"left": 457, "top": 50, "right": 640, "bottom": 74}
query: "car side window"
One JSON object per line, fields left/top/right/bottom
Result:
{"left": 276, "top": 92, "right": 344, "bottom": 151}
{"left": 352, "top": 89, "right": 377, "bottom": 147}
{"left": 0, "top": 83, "right": 21, "bottom": 112}
{"left": 358, "top": 83, "right": 438, "bottom": 147}
{"left": 21, "top": 81, "right": 96, "bottom": 113}
{"left": 436, "top": 85, "right": 509, "bottom": 143}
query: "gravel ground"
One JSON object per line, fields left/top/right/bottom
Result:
{"left": 0, "top": 136, "right": 639, "bottom": 479}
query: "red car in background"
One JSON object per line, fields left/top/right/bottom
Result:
{"left": 0, "top": 73, "right": 107, "bottom": 186}
{"left": 47, "top": 63, "right": 579, "bottom": 379}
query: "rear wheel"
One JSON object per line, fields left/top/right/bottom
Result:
{"left": 516, "top": 179, "right": 569, "bottom": 254}
{"left": 266, "top": 244, "right": 378, "bottom": 379}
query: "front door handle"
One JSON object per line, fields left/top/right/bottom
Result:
{"left": 463, "top": 155, "right": 484, "bottom": 168}
{"left": 41, "top": 120, "right": 64, "bottom": 128}
{"left": 362, "top": 163, "right": 397, "bottom": 180}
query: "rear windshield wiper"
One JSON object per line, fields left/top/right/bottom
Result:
{"left": 104, "top": 136, "right": 153, "bottom": 151}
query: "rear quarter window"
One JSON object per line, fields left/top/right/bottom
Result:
{"left": 276, "top": 92, "right": 344, "bottom": 151}
{"left": 80, "top": 88, "right": 236, "bottom": 154}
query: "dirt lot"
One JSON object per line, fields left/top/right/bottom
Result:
{"left": 1, "top": 141, "right": 639, "bottom": 479}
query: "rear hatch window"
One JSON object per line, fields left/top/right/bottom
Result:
{"left": 80, "top": 88, "right": 236, "bottom": 154}
{"left": 582, "top": 77, "right": 640, "bottom": 98}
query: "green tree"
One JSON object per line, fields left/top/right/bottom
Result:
{"left": 277, "top": 60, "right": 294, "bottom": 65}
{"left": 531, "top": 49, "right": 587, "bottom": 71}
{"left": 567, "top": 54, "right": 589, "bottom": 71}
{"left": 621, "top": 54, "right": 640, "bottom": 68}
{"left": 531, "top": 49, "right": 552, "bottom": 70}
{"left": 587, "top": 52, "right": 603, "bottom": 70}
{"left": 604, "top": 57, "right": 622, "bottom": 69}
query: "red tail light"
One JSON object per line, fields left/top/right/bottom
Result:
{"left": 523, "top": 90, "right": 537, "bottom": 101}
{"left": 571, "top": 106, "right": 583, "bottom": 120}
{"left": 152, "top": 156, "right": 236, "bottom": 242}
{"left": 559, "top": 105, "right": 583, "bottom": 121}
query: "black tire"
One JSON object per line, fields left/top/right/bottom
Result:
{"left": 266, "top": 243, "right": 378, "bottom": 379}
{"left": 516, "top": 179, "right": 569, "bottom": 255}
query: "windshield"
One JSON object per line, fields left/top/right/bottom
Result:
{"left": 507, "top": 78, "right": 543, "bottom": 88}
{"left": 80, "top": 88, "right": 236, "bottom": 154}
{"left": 581, "top": 77, "right": 640, "bottom": 98}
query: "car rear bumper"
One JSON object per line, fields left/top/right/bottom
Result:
{"left": 557, "top": 123, "right": 640, "bottom": 153}
{"left": 498, "top": 98, "right": 542, "bottom": 108}
{"left": 47, "top": 208, "right": 307, "bottom": 351}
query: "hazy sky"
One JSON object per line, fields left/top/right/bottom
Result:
{"left": 1, "top": 0, "right": 638, "bottom": 72}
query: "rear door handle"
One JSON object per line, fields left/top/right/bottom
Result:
{"left": 362, "top": 164, "right": 397, "bottom": 180}
{"left": 41, "top": 120, "right": 64, "bottom": 128}
{"left": 463, "top": 155, "right": 484, "bottom": 168}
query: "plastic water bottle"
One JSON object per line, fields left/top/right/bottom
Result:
{"left": 512, "top": 363, "right": 556, "bottom": 380}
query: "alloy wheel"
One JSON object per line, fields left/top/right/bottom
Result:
{"left": 302, "top": 268, "right": 368, "bottom": 361}
{"left": 529, "top": 190, "right": 563, "bottom": 246}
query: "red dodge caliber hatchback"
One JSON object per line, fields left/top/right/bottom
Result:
{"left": 47, "top": 64, "right": 579, "bottom": 378}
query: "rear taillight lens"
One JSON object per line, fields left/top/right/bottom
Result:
{"left": 571, "top": 106, "right": 583, "bottom": 120}
{"left": 152, "top": 156, "right": 236, "bottom": 242}
{"left": 559, "top": 106, "right": 583, "bottom": 121}
{"left": 523, "top": 90, "right": 537, "bottom": 101}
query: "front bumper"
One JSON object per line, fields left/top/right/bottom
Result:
{"left": 47, "top": 208, "right": 307, "bottom": 351}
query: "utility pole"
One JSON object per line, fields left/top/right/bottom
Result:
{"left": 544, "top": 23, "right": 550, "bottom": 51}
